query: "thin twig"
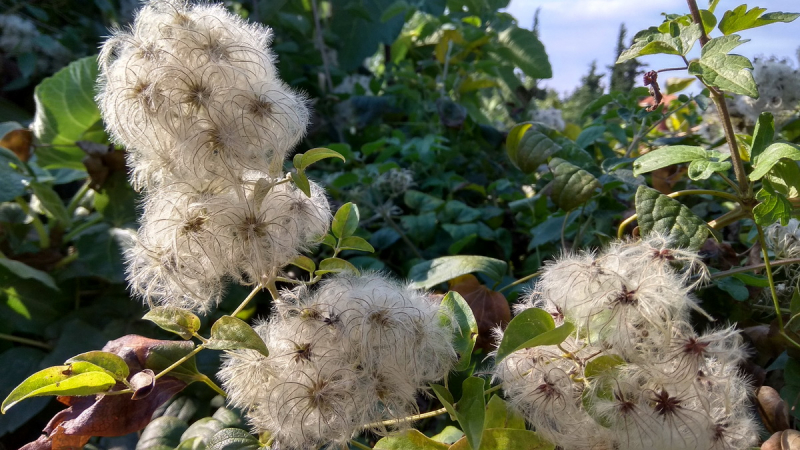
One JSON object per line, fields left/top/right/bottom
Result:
{"left": 310, "top": 0, "right": 333, "bottom": 92}
{"left": 498, "top": 271, "right": 542, "bottom": 293}
{"left": 709, "top": 258, "right": 800, "bottom": 279}
{"left": 0, "top": 333, "right": 53, "bottom": 350}
{"left": 361, "top": 407, "right": 449, "bottom": 430}
{"left": 231, "top": 283, "right": 265, "bottom": 317}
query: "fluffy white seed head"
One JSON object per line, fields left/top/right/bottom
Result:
{"left": 497, "top": 237, "right": 757, "bottom": 450}
{"left": 97, "top": 0, "right": 308, "bottom": 186}
{"left": 219, "top": 273, "right": 457, "bottom": 448}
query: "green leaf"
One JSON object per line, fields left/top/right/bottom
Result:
{"left": 0, "top": 259, "right": 58, "bottom": 291}
{"left": 494, "top": 308, "right": 555, "bottom": 364}
{"left": 455, "top": 376, "right": 486, "bottom": 450}
{"left": 404, "top": 190, "right": 445, "bottom": 212}
{"left": 1, "top": 361, "right": 116, "bottom": 413}
{"left": 497, "top": 26, "right": 552, "bottom": 79}
{"left": 374, "top": 429, "right": 449, "bottom": 450}
{"left": 31, "top": 56, "right": 103, "bottom": 170}
{"left": 484, "top": 395, "right": 526, "bottom": 430}
{"left": 331, "top": 202, "right": 360, "bottom": 239}
{"left": 506, "top": 123, "right": 561, "bottom": 174}
{"left": 718, "top": 5, "right": 799, "bottom": 35}
{"left": 144, "top": 341, "right": 205, "bottom": 387}
{"left": 548, "top": 158, "right": 600, "bottom": 211}
{"left": 440, "top": 291, "right": 478, "bottom": 371}
{"left": 321, "top": 234, "right": 337, "bottom": 249}
{"left": 0, "top": 157, "right": 29, "bottom": 203}
{"left": 750, "top": 142, "right": 800, "bottom": 180}
{"left": 635, "top": 186, "right": 709, "bottom": 250}
{"left": 380, "top": 0, "right": 409, "bottom": 22}
{"left": 338, "top": 236, "right": 375, "bottom": 253}
{"left": 431, "top": 426, "right": 464, "bottom": 444}
{"left": 29, "top": 181, "right": 70, "bottom": 225}
{"left": 293, "top": 147, "right": 345, "bottom": 171}
{"left": 65, "top": 351, "right": 130, "bottom": 382}
{"left": 688, "top": 35, "right": 758, "bottom": 98}
{"left": 687, "top": 159, "right": 731, "bottom": 180}
{"left": 330, "top": 0, "right": 404, "bottom": 71}
{"left": 93, "top": 171, "right": 137, "bottom": 226}
{"left": 617, "top": 24, "right": 701, "bottom": 62}
{"left": 291, "top": 169, "right": 311, "bottom": 197}
{"left": 206, "top": 316, "right": 269, "bottom": 357}
{"left": 731, "top": 272, "right": 770, "bottom": 288}
{"left": 316, "top": 257, "right": 359, "bottom": 275}
{"left": 431, "top": 383, "right": 457, "bottom": 420}
{"left": 751, "top": 112, "right": 775, "bottom": 160}
{"left": 716, "top": 276, "right": 749, "bottom": 301}
{"left": 699, "top": 9, "right": 718, "bottom": 34}
{"left": 451, "top": 429, "right": 555, "bottom": 450}
{"left": 581, "top": 354, "right": 626, "bottom": 426}
{"left": 408, "top": 255, "right": 507, "bottom": 289}
{"left": 633, "top": 145, "right": 709, "bottom": 176}
{"left": 666, "top": 77, "right": 698, "bottom": 94}
{"left": 180, "top": 417, "right": 224, "bottom": 446}
{"left": 143, "top": 307, "right": 202, "bottom": 340}
{"left": 584, "top": 354, "right": 626, "bottom": 379}
{"left": 575, "top": 125, "right": 605, "bottom": 149}
{"left": 290, "top": 255, "right": 316, "bottom": 273}
{"left": 206, "top": 428, "right": 261, "bottom": 450}
{"left": 138, "top": 416, "right": 189, "bottom": 449}
{"left": 753, "top": 186, "right": 792, "bottom": 226}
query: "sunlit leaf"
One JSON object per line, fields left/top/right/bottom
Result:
{"left": 143, "top": 307, "right": 201, "bottom": 341}
{"left": 206, "top": 316, "right": 269, "bottom": 357}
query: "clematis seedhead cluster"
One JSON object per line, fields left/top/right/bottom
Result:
{"left": 97, "top": 0, "right": 329, "bottom": 311}
{"left": 219, "top": 273, "right": 456, "bottom": 448}
{"left": 494, "top": 235, "right": 756, "bottom": 450}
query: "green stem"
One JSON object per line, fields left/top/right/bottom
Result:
{"left": 707, "top": 207, "right": 747, "bottom": 230}
{"left": 66, "top": 180, "right": 92, "bottom": 217}
{"left": 686, "top": 0, "right": 750, "bottom": 198}
{"left": 231, "top": 283, "right": 264, "bottom": 317}
{"left": 16, "top": 197, "right": 49, "bottom": 249}
{"left": 498, "top": 271, "right": 542, "bottom": 293}
{"left": 350, "top": 440, "right": 372, "bottom": 450}
{"left": 750, "top": 304, "right": 790, "bottom": 314}
{"left": 0, "top": 333, "right": 52, "bottom": 350}
{"left": 560, "top": 210, "right": 571, "bottom": 253}
{"left": 756, "top": 224, "right": 784, "bottom": 331}
{"left": 483, "top": 383, "right": 503, "bottom": 396}
{"left": 64, "top": 215, "right": 103, "bottom": 243}
{"left": 53, "top": 251, "right": 79, "bottom": 270}
{"left": 153, "top": 344, "right": 205, "bottom": 381}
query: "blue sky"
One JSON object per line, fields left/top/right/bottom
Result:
{"left": 504, "top": 0, "right": 800, "bottom": 94}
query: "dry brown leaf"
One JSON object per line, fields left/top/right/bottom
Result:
{"left": 448, "top": 274, "right": 510, "bottom": 353}
{"left": 757, "top": 386, "right": 791, "bottom": 433}
{"left": 0, "top": 128, "right": 33, "bottom": 162}
{"left": 762, "top": 430, "right": 800, "bottom": 450}
{"left": 19, "top": 335, "right": 189, "bottom": 449}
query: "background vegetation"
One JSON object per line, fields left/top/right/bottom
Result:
{"left": 1, "top": 0, "right": 799, "bottom": 449}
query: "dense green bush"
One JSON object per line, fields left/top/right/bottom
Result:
{"left": 1, "top": 0, "right": 800, "bottom": 449}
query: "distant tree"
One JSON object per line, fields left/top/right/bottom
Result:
{"left": 562, "top": 60, "right": 605, "bottom": 123}
{"left": 609, "top": 23, "right": 644, "bottom": 92}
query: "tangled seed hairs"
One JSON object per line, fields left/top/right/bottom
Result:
{"left": 100, "top": 0, "right": 329, "bottom": 312}
{"left": 495, "top": 238, "right": 757, "bottom": 450}
{"left": 219, "top": 273, "right": 457, "bottom": 448}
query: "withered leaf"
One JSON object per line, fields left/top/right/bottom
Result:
{"left": 0, "top": 128, "right": 33, "bottom": 162}
{"left": 757, "top": 386, "right": 791, "bottom": 433}
{"left": 448, "top": 274, "right": 510, "bottom": 352}
{"left": 19, "top": 335, "right": 190, "bottom": 449}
